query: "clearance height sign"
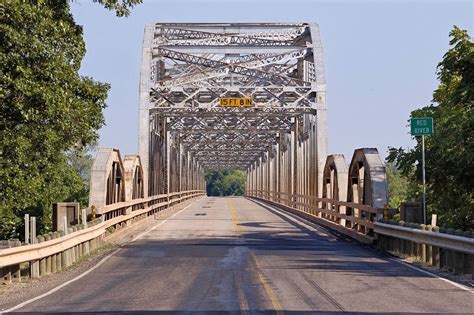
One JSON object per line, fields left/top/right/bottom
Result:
{"left": 220, "top": 98, "right": 254, "bottom": 107}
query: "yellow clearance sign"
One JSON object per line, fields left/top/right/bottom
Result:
{"left": 220, "top": 98, "right": 254, "bottom": 107}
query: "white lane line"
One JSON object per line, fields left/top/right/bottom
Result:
{"left": 389, "top": 258, "right": 473, "bottom": 293}
{"left": 1, "top": 200, "right": 200, "bottom": 314}
{"left": 250, "top": 199, "right": 474, "bottom": 294}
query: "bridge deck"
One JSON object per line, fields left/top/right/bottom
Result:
{"left": 12, "top": 197, "right": 473, "bottom": 313}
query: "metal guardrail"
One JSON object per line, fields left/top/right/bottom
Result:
{"left": 374, "top": 222, "right": 474, "bottom": 255}
{"left": 0, "top": 220, "right": 107, "bottom": 268}
{"left": 0, "top": 190, "right": 205, "bottom": 281}
{"left": 248, "top": 192, "right": 473, "bottom": 278}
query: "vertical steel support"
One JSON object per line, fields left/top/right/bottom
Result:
{"left": 138, "top": 24, "right": 154, "bottom": 197}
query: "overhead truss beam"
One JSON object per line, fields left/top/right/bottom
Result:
{"left": 139, "top": 22, "right": 327, "bottom": 195}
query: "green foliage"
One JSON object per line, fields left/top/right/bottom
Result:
{"left": 385, "top": 162, "right": 420, "bottom": 209}
{"left": 387, "top": 27, "right": 473, "bottom": 230}
{"left": 93, "top": 0, "right": 143, "bottom": 17}
{"left": 205, "top": 170, "right": 247, "bottom": 196}
{"left": 66, "top": 145, "right": 97, "bottom": 207}
{"left": 0, "top": 1, "right": 140, "bottom": 239}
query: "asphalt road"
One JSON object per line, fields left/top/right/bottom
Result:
{"left": 8, "top": 197, "right": 474, "bottom": 314}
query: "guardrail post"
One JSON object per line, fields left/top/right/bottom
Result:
{"left": 424, "top": 226, "right": 432, "bottom": 265}
{"left": 453, "top": 251, "right": 463, "bottom": 275}
{"left": 466, "top": 254, "right": 473, "bottom": 280}
{"left": 445, "top": 249, "right": 454, "bottom": 272}
{"left": 53, "top": 232, "right": 62, "bottom": 272}
{"left": 77, "top": 228, "right": 84, "bottom": 259}
{"left": 420, "top": 225, "right": 427, "bottom": 263}
{"left": 29, "top": 216, "right": 39, "bottom": 278}
{"left": 386, "top": 235, "right": 392, "bottom": 252}
{"left": 1, "top": 266, "right": 12, "bottom": 284}
{"left": 90, "top": 235, "right": 96, "bottom": 252}
{"left": 11, "top": 265, "right": 21, "bottom": 283}
{"left": 445, "top": 229, "right": 455, "bottom": 272}
{"left": 69, "top": 227, "right": 75, "bottom": 265}
{"left": 408, "top": 238, "right": 415, "bottom": 259}
{"left": 61, "top": 229, "right": 70, "bottom": 270}
{"left": 84, "top": 238, "right": 90, "bottom": 256}
{"left": 394, "top": 235, "right": 400, "bottom": 255}
{"left": 44, "top": 234, "right": 52, "bottom": 274}
{"left": 48, "top": 233, "right": 56, "bottom": 273}
{"left": 1, "top": 240, "right": 21, "bottom": 284}
{"left": 44, "top": 233, "right": 54, "bottom": 274}
{"left": 398, "top": 223, "right": 406, "bottom": 257}
{"left": 453, "top": 230, "right": 465, "bottom": 275}
{"left": 12, "top": 240, "right": 21, "bottom": 282}
{"left": 71, "top": 227, "right": 78, "bottom": 263}
{"left": 431, "top": 226, "right": 441, "bottom": 268}
{"left": 376, "top": 234, "right": 383, "bottom": 251}
{"left": 37, "top": 235, "right": 46, "bottom": 277}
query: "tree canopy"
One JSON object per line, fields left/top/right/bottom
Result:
{"left": 385, "top": 162, "right": 420, "bottom": 209}
{"left": 205, "top": 170, "right": 247, "bottom": 196}
{"left": 92, "top": 0, "right": 143, "bottom": 17}
{"left": 0, "top": 0, "right": 141, "bottom": 239}
{"left": 387, "top": 27, "right": 473, "bottom": 230}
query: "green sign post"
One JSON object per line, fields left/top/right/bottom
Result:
{"left": 410, "top": 117, "right": 434, "bottom": 225}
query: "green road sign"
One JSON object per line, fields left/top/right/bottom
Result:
{"left": 411, "top": 117, "right": 433, "bottom": 136}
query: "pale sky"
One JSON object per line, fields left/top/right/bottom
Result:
{"left": 71, "top": 0, "right": 473, "bottom": 162}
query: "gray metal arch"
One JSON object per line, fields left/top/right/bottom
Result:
{"left": 123, "top": 155, "right": 144, "bottom": 201}
{"left": 323, "top": 154, "right": 348, "bottom": 202}
{"left": 347, "top": 148, "right": 388, "bottom": 209}
{"left": 89, "top": 148, "right": 126, "bottom": 208}
{"left": 322, "top": 154, "right": 348, "bottom": 224}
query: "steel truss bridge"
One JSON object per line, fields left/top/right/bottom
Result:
{"left": 88, "top": 23, "right": 391, "bottom": 241}
{"left": 2, "top": 23, "right": 472, "bottom": 314}
{"left": 139, "top": 23, "right": 327, "bottom": 198}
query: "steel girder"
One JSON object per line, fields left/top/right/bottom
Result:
{"left": 139, "top": 23, "right": 327, "bottom": 197}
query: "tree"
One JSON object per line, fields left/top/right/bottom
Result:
{"left": 66, "top": 144, "right": 97, "bottom": 207}
{"left": 221, "top": 170, "right": 246, "bottom": 196}
{"left": 385, "top": 162, "right": 419, "bottom": 209}
{"left": 205, "top": 170, "right": 247, "bottom": 196}
{"left": 387, "top": 27, "right": 473, "bottom": 230}
{"left": 0, "top": 0, "right": 141, "bottom": 239}
{"left": 92, "top": 0, "right": 143, "bottom": 17}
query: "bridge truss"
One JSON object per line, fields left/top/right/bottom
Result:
{"left": 139, "top": 23, "right": 327, "bottom": 197}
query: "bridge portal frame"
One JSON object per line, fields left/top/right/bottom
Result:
{"left": 139, "top": 23, "right": 327, "bottom": 198}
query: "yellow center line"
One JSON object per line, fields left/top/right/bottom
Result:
{"left": 250, "top": 252, "right": 284, "bottom": 315}
{"left": 234, "top": 272, "right": 250, "bottom": 315}
{"left": 227, "top": 198, "right": 284, "bottom": 315}
{"left": 227, "top": 199, "right": 249, "bottom": 314}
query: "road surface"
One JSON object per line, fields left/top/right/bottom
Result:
{"left": 7, "top": 197, "right": 473, "bottom": 314}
